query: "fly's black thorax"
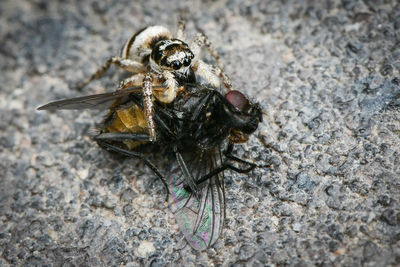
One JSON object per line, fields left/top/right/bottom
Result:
{"left": 164, "top": 88, "right": 239, "bottom": 150}
{"left": 154, "top": 85, "right": 262, "bottom": 151}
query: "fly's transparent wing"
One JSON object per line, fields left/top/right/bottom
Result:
{"left": 37, "top": 86, "right": 165, "bottom": 110}
{"left": 168, "top": 148, "right": 225, "bottom": 251}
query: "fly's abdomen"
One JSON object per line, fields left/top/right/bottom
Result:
{"left": 104, "top": 105, "right": 150, "bottom": 149}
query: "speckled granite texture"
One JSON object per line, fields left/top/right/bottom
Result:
{"left": 1, "top": 0, "right": 399, "bottom": 266}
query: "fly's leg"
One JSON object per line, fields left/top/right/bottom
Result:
{"left": 195, "top": 161, "right": 256, "bottom": 186}
{"left": 224, "top": 143, "right": 255, "bottom": 166}
{"left": 77, "top": 57, "right": 145, "bottom": 90}
{"left": 175, "top": 149, "right": 199, "bottom": 194}
{"left": 224, "top": 142, "right": 268, "bottom": 169}
{"left": 191, "top": 32, "right": 232, "bottom": 91}
{"left": 95, "top": 132, "right": 151, "bottom": 142}
{"left": 142, "top": 73, "right": 156, "bottom": 141}
{"left": 194, "top": 143, "right": 258, "bottom": 186}
{"left": 96, "top": 139, "right": 169, "bottom": 198}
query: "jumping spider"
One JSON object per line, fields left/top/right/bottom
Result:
{"left": 77, "top": 22, "right": 232, "bottom": 141}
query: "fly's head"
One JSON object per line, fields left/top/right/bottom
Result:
{"left": 150, "top": 39, "right": 194, "bottom": 76}
{"left": 224, "top": 90, "right": 262, "bottom": 143}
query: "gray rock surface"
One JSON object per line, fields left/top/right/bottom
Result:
{"left": 1, "top": 0, "right": 400, "bottom": 266}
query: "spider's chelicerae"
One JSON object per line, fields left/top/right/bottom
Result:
{"left": 77, "top": 21, "right": 232, "bottom": 141}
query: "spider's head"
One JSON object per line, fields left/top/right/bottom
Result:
{"left": 150, "top": 39, "right": 194, "bottom": 74}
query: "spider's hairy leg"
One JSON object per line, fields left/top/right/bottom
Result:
{"left": 191, "top": 33, "right": 233, "bottom": 91}
{"left": 176, "top": 20, "right": 186, "bottom": 40}
{"left": 192, "top": 60, "right": 221, "bottom": 89}
{"left": 76, "top": 56, "right": 145, "bottom": 90}
{"left": 142, "top": 73, "right": 156, "bottom": 141}
{"left": 96, "top": 140, "right": 170, "bottom": 198}
{"left": 118, "top": 73, "right": 145, "bottom": 89}
{"left": 157, "top": 71, "right": 178, "bottom": 103}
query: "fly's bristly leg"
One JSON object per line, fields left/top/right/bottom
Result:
{"left": 195, "top": 161, "right": 256, "bottom": 186}
{"left": 96, "top": 140, "right": 170, "bottom": 197}
{"left": 175, "top": 149, "right": 199, "bottom": 194}
{"left": 95, "top": 132, "right": 151, "bottom": 142}
{"left": 76, "top": 56, "right": 145, "bottom": 90}
{"left": 193, "top": 143, "right": 258, "bottom": 186}
{"left": 142, "top": 73, "right": 156, "bottom": 141}
{"left": 224, "top": 142, "right": 268, "bottom": 169}
{"left": 225, "top": 152, "right": 258, "bottom": 168}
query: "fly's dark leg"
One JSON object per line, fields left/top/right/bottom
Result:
{"left": 77, "top": 57, "right": 145, "bottom": 90}
{"left": 225, "top": 153, "right": 258, "bottom": 167}
{"left": 194, "top": 143, "right": 257, "bottom": 186}
{"left": 175, "top": 150, "right": 199, "bottom": 193}
{"left": 95, "top": 132, "right": 151, "bottom": 142}
{"left": 142, "top": 73, "right": 156, "bottom": 141}
{"left": 96, "top": 140, "right": 169, "bottom": 197}
{"left": 195, "top": 162, "right": 256, "bottom": 186}
{"left": 223, "top": 142, "right": 256, "bottom": 166}
{"left": 224, "top": 142, "right": 267, "bottom": 168}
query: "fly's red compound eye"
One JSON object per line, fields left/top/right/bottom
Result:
{"left": 225, "top": 90, "right": 249, "bottom": 111}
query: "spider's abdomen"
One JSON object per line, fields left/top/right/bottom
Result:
{"left": 120, "top": 26, "right": 172, "bottom": 65}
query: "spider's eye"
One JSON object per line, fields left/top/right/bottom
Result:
{"left": 156, "top": 50, "right": 163, "bottom": 60}
{"left": 172, "top": 61, "right": 182, "bottom": 70}
{"left": 183, "top": 58, "right": 191, "bottom": 66}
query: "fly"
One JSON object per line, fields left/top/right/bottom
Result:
{"left": 38, "top": 84, "right": 262, "bottom": 250}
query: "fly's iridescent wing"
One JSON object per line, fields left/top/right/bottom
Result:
{"left": 37, "top": 86, "right": 165, "bottom": 111}
{"left": 168, "top": 147, "right": 225, "bottom": 251}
